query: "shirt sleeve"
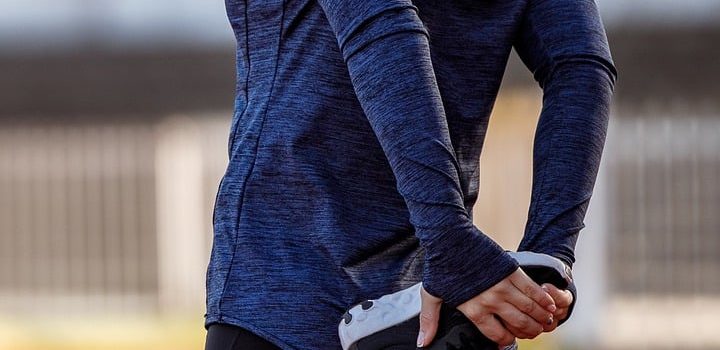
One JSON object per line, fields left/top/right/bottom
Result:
{"left": 513, "top": 0, "right": 618, "bottom": 324}
{"left": 316, "top": 0, "right": 519, "bottom": 308}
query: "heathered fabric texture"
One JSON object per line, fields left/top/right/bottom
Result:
{"left": 205, "top": 0, "right": 617, "bottom": 349}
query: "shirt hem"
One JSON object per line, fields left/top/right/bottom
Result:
{"left": 205, "top": 313, "right": 298, "bottom": 350}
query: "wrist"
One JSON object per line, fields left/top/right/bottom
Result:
{"left": 507, "top": 250, "right": 573, "bottom": 289}
{"left": 421, "top": 224, "right": 519, "bottom": 308}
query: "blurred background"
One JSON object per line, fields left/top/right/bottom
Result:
{"left": 0, "top": 0, "right": 718, "bottom": 349}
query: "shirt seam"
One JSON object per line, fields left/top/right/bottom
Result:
{"left": 217, "top": 0, "right": 287, "bottom": 316}
{"left": 227, "top": 0, "right": 253, "bottom": 157}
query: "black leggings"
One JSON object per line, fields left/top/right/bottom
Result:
{"left": 204, "top": 323, "right": 281, "bottom": 350}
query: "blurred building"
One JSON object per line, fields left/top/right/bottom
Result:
{"left": 0, "top": 1, "right": 719, "bottom": 349}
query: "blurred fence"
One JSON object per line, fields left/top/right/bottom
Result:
{"left": 608, "top": 115, "right": 720, "bottom": 296}
{"left": 0, "top": 115, "right": 229, "bottom": 315}
{"left": 599, "top": 114, "right": 720, "bottom": 349}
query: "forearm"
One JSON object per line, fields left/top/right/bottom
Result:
{"left": 347, "top": 25, "right": 519, "bottom": 309}
{"left": 502, "top": 0, "right": 617, "bottom": 329}
{"left": 517, "top": 51, "right": 616, "bottom": 328}
{"left": 518, "top": 55, "right": 615, "bottom": 269}
{"left": 318, "top": 2, "right": 519, "bottom": 307}
{"left": 512, "top": 0, "right": 618, "bottom": 269}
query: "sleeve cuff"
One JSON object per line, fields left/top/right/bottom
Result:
{"left": 420, "top": 223, "right": 520, "bottom": 308}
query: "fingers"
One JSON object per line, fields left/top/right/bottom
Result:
{"left": 541, "top": 307, "right": 568, "bottom": 333}
{"left": 493, "top": 302, "right": 544, "bottom": 339}
{"left": 509, "top": 269, "right": 556, "bottom": 313}
{"left": 541, "top": 283, "right": 573, "bottom": 308}
{"left": 418, "top": 286, "right": 443, "bottom": 347}
{"left": 536, "top": 284, "right": 572, "bottom": 333}
{"left": 501, "top": 285, "right": 554, "bottom": 326}
{"left": 540, "top": 283, "right": 572, "bottom": 333}
{"left": 543, "top": 307, "right": 568, "bottom": 332}
{"left": 465, "top": 313, "right": 516, "bottom": 347}
{"left": 553, "top": 307, "right": 568, "bottom": 318}
{"left": 452, "top": 269, "right": 569, "bottom": 346}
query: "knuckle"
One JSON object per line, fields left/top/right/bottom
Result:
{"left": 523, "top": 285, "right": 537, "bottom": 298}
{"left": 480, "top": 294, "right": 498, "bottom": 309}
{"left": 522, "top": 300, "right": 536, "bottom": 314}
{"left": 476, "top": 294, "right": 489, "bottom": 307}
{"left": 495, "top": 285, "right": 509, "bottom": 296}
{"left": 516, "top": 316, "right": 530, "bottom": 329}
{"left": 465, "top": 310, "right": 484, "bottom": 325}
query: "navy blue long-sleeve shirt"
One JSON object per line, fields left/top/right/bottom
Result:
{"left": 205, "top": 0, "right": 617, "bottom": 349}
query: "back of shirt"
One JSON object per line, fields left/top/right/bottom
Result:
{"left": 205, "top": 0, "right": 616, "bottom": 349}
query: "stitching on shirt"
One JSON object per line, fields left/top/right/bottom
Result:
{"left": 217, "top": 0, "right": 287, "bottom": 316}
{"left": 227, "top": 1, "right": 253, "bottom": 158}
{"left": 229, "top": 1, "right": 253, "bottom": 156}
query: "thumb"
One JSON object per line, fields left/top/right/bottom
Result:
{"left": 418, "top": 285, "right": 442, "bottom": 348}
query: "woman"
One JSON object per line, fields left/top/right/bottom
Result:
{"left": 204, "top": 0, "right": 617, "bottom": 349}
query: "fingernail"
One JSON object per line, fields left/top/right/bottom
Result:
{"left": 541, "top": 285, "right": 550, "bottom": 293}
{"left": 547, "top": 316, "right": 554, "bottom": 325}
{"left": 547, "top": 304, "right": 557, "bottom": 313}
{"left": 416, "top": 330, "right": 425, "bottom": 347}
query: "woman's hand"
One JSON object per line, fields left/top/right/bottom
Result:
{"left": 417, "top": 267, "right": 556, "bottom": 348}
{"left": 538, "top": 283, "right": 574, "bottom": 333}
